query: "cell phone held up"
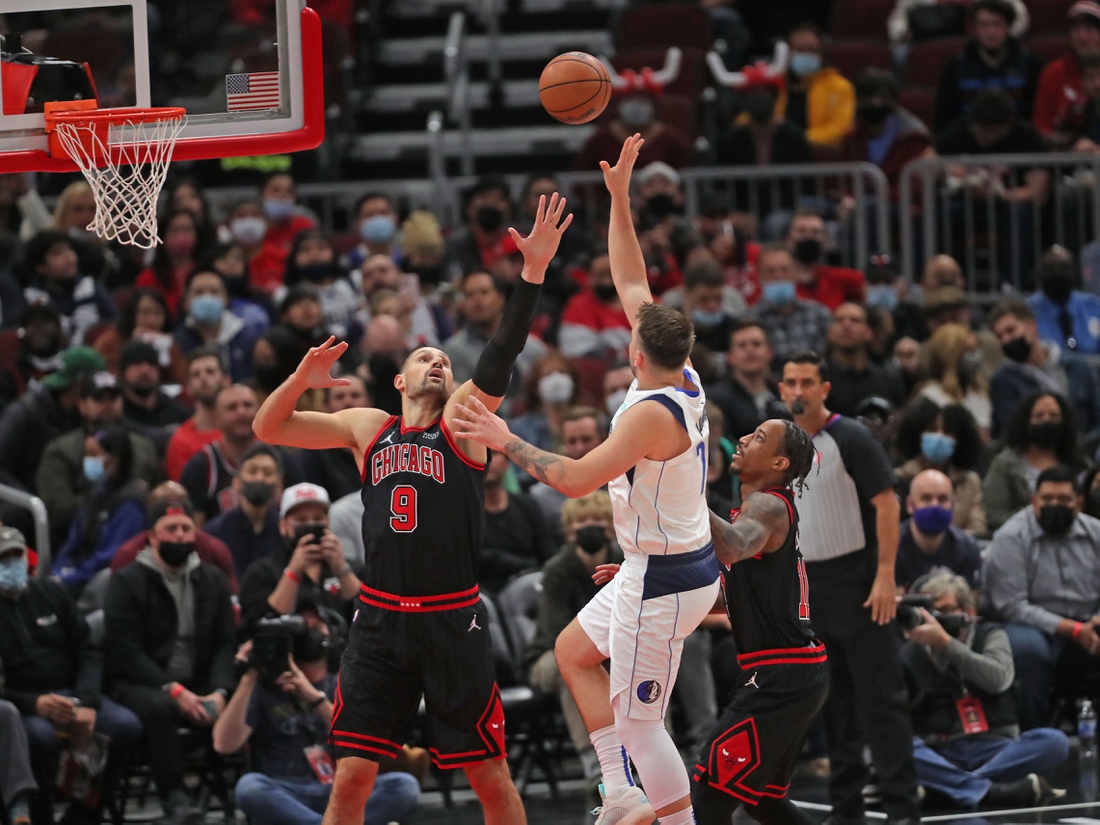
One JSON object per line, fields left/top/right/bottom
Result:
{"left": 293, "top": 523, "right": 326, "bottom": 548}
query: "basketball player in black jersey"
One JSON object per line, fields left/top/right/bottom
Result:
{"left": 252, "top": 193, "right": 573, "bottom": 825}
{"left": 692, "top": 418, "right": 830, "bottom": 825}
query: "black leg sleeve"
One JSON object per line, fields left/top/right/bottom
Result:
{"left": 691, "top": 780, "right": 743, "bottom": 825}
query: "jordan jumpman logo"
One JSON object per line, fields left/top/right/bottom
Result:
{"left": 468, "top": 614, "right": 481, "bottom": 632}
{"left": 745, "top": 671, "right": 760, "bottom": 689}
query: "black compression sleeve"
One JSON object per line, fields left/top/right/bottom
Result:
{"left": 472, "top": 278, "right": 541, "bottom": 397}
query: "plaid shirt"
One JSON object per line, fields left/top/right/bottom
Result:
{"left": 755, "top": 298, "right": 832, "bottom": 361}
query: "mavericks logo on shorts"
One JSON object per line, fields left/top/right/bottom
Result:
{"left": 637, "top": 680, "right": 662, "bottom": 704}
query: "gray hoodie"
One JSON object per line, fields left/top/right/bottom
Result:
{"left": 137, "top": 546, "right": 202, "bottom": 683}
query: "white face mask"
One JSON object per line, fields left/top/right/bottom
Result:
{"left": 538, "top": 372, "right": 574, "bottom": 406}
{"left": 606, "top": 389, "right": 629, "bottom": 416}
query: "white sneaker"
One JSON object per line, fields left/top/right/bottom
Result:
{"left": 591, "top": 783, "right": 656, "bottom": 825}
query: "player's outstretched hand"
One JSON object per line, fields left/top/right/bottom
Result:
{"left": 293, "top": 336, "right": 352, "bottom": 390}
{"left": 453, "top": 396, "right": 513, "bottom": 451}
{"left": 600, "top": 133, "right": 645, "bottom": 198}
{"left": 592, "top": 563, "right": 620, "bottom": 586}
{"left": 509, "top": 193, "right": 573, "bottom": 281}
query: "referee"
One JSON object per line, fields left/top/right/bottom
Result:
{"left": 780, "top": 352, "right": 920, "bottom": 825}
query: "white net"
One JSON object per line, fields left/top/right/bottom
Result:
{"left": 51, "top": 113, "right": 187, "bottom": 249}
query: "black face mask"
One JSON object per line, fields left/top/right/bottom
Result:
{"left": 158, "top": 540, "right": 195, "bottom": 568}
{"left": 252, "top": 363, "right": 285, "bottom": 392}
{"left": 293, "top": 627, "right": 330, "bottom": 664}
{"left": 858, "top": 104, "right": 893, "bottom": 126}
{"left": 593, "top": 284, "right": 618, "bottom": 302}
{"left": 1002, "top": 335, "right": 1032, "bottom": 363}
{"left": 241, "top": 480, "right": 275, "bottom": 507}
{"left": 646, "top": 193, "right": 678, "bottom": 220}
{"left": 1028, "top": 421, "right": 1062, "bottom": 449}
{"left": 793, "top": 239, "right": 822, "bottom": 265}
{"left": 1037, "top": 504, "right": 1076, "bottom": 536}
{"left": 410, "top": 263, "right": 445, "bottom": 286}
{"left": 297, "top": 263, "right": 335, "bottom": 284}
{"left": 476, "top": 206, "right": 504, "bottom": 233}
{"left": 1041, "top": 266, "right": 1076, "bottom": 305}
{"left": 575, "top": 525, "right": 609, "bottom": 555}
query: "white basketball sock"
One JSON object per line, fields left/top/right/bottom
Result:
{"left": 590, "top": 724, "right": 634, "bottom": 797}
{"left": 658, "top": 808, "right": 696, "bottom": 824}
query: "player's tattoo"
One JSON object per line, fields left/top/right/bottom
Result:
{"left": 709, "top": 494, "right": 790, "bottom": 566}
{"left": 502, "top": 438, "right": 564, "bottom": 487}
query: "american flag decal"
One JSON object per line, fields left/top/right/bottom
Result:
{"left": 225, "top": 72, "right": 281, "bottom": 111}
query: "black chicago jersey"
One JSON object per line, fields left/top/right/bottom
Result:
{"left": 359, "top": 415, "right": 487, "bottom": 598}
{"left": 722, "top": 487, "right": 816, "bottom": 654}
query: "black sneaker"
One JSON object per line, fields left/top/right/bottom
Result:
{"left": 982, "top": 774, "right": 1041, "bottom": 808}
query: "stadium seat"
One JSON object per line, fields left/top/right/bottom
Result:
{"left": 617, "top": 4, "right": 712, "bottom": 52}
{"left": 898, "top": 86, "right": 936, "bottom": 128}
{"left": 903, "top": 37, "right": 967, "bottom": 87}
{"left": 611, "top": 47, "right": 705, "bottom": 99}
{"left": 830, "top": 0, "right": 894, "bottom": 41}
{"left": 497, "top": 571, "right": 543, "bottom": 656}
{"left": 1026, "top": 34, "right": 1071, "bottom": 64}
{"left": 1026, "top": 0, "right": 1077, "bottom": 34}
{"left": 827, "top": 40, "right": 892, "bottom": 80}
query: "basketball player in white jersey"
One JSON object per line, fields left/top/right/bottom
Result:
{"left": 454, "top": 134, "right": 719, "bottom": 825}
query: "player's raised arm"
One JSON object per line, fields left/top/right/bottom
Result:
{"left": 602, "top": 134, "right": 652, "bottom": 328}
{"left": 447, "top": 193, "right": 572, "bottom": 419}
{"left": 452, "top": 394, "right": 681, "bottom": 497}
{"left": 707, "top": 496, "right": 791, "bottom": 567}
{"left": 252, "top": 337, "right": 391, "bottom": 452}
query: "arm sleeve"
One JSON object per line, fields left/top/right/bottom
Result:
{"left": 943, "top": 625, "right": 1015, "bottom": 694}
{"left": 983, "top": 528, "right": 1065, "bottom": 634}
{"left": 472, "top": 279, "right": 542, "bottom": 397}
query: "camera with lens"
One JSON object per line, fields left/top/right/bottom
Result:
{"left": 250, "top": 615, "right": 307, "bottom": 683}
{"left": 896, "top": 593, "right": 970, "bottom": 637}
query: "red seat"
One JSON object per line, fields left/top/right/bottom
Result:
{"left": 830, "top": 0, "right": 895, "bottom": 41}
{"left": 1025, "top": 34, "right": 1070, "bottom": 64}
{"left": 1026, "top": 0, "right": 1077, "bottom": 33}
{"left": 611, "top": 47, "right": 705, "bottom": 99}
{"left": 898, "top": 86, "right": 936, "bottom": 129}
{"left": 903, "top": 37, "right": 967, "bottom": 87}
{"left": 617, "top": 4, "right": 712, "bottom": 52}
{"left": 827, "top": 40, "right": 892, "bottom": 80}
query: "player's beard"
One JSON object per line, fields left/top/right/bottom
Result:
{"left": 408, "top": 377, "right": 450, "bottom": 408}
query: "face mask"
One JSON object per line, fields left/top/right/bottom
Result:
{"left": 297, "top": 263, "right": 334, "bottom": 284}
{"left": 866, "top": 284, "right": 898, "bottom": 311}
{"left": 230, "top": 216, "right": 267, "bottom": 245}
{"left": 293, "top": 627, "right": 330, "bottom": 663}
{"left": 263, "top": 199, "right": 296, "bottom": 223}
{"left": 1027, "top": 421, "right": 1062, "bottom": 449}
{"left": 252, "top": 363, "right": 285, "bottom": 392}
{"left": 410, "top": 263, "right": 445, "bottom": 286}
{"left": 476, "top": 206, "right": 504, "bottom": 233}
{"left": 920, "top": 432, "right": 956, "bottom": 464}
{"left": 158, "top": 540, "right": 195, "bottom": 568}
{"left": 593, "top": 283, "right": 618, "bottom": 302}
{"left": 1037, "top": 504, "right": 1076, "bottom": 536}
{"left": 538, "top": 372, "right": 574, "bottom": 406}
{"left": 646, "top": 193, "right": 678, "bottom": 220}
{"left": 1002, "top": 335, "right": 1032, "bottom": 363}
{"left": 858, "top": 104, "right": 893, "bottom": 126}
{"left": 241, "top": 480, "right": 275, "bottom": 507}
{"left": 911, "top": 504, "right": 953, "bottom": 536}
{"left": 619, "top": 97, "right": 654, "bottom": 127}
{"left": 575, "top": 525, "right": 609, "bottom": 554}
{"left": 165, "top": 236, "right": 196, "bottom": 257}
{"left": 742, "top": 91, "right": 775, "bottom": 124}
{"left": 0, "top": 557, "right": 28, "bottom": 592}
{"left": 957, "top": 350, "right": 982, "bottom": 387}
{"left": 83, "top": 455, "right": 105, "bottom": 483}
{"left": 606, "top": 389, "right": 629, "bottom": 416}
{"left": 762, "top": 280, "right": 797, "bottom": 305}
{"left": 793, "top": 239, "right": 822, "bottom": 265}
{"left": 360, "top": 215, "right": 396, "bottom": 245}
{"left": 189, "top": 294, "right": 225, "bottom": 325}
{"left": 693, "top": 308, "right": 725, "bottom": 327}
{"left": 790, "top": 52, "right": 822, "bottom": 77}
{"left": 1041, "top": 266, "right": 1076, "bottom": 304}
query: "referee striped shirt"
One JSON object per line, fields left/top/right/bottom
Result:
{"left": 794, "top": 413, "right": 896, "bottom": 563}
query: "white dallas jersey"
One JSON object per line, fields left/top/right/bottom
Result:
{"left": 608, "top": 366, "right": 711, "bottom": 557}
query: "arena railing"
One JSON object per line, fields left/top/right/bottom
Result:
{"left": 0, "top": 483, "right": 51, "bottom": 577}
{"left": 203, "top": 161, "right": 891, "bottom": 270}
{"left": 899, "top": 152, "right": 1100, "bottom": 298}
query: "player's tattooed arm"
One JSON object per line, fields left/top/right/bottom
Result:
{"left": 502, "top": 438, "right": 566, "bottom": 487}
{"left": 709, "top": 494, "right": 790, "bottom": 566}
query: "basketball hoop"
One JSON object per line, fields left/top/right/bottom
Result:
{"left": 45, "top": 103, "right": 187, "bottom": 249}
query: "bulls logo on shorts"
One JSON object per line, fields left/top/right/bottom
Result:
{"left": 636, "top": 680, "right": 662, "bottom": 704}
{"left": 707, "top": 719, "right": 761, "bottom": 791}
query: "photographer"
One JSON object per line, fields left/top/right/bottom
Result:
{"left": 238, "top": 484, "right": 362, "bottom": 631}
{"left": 901, "top": 573, "right": 1068, "bottom": 808}
{"left": 213, "top": 610, "right": 421, "bottom": 825}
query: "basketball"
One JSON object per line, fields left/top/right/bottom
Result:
{"left": 539, "top": 52, "right": 611, "bottom": 124}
